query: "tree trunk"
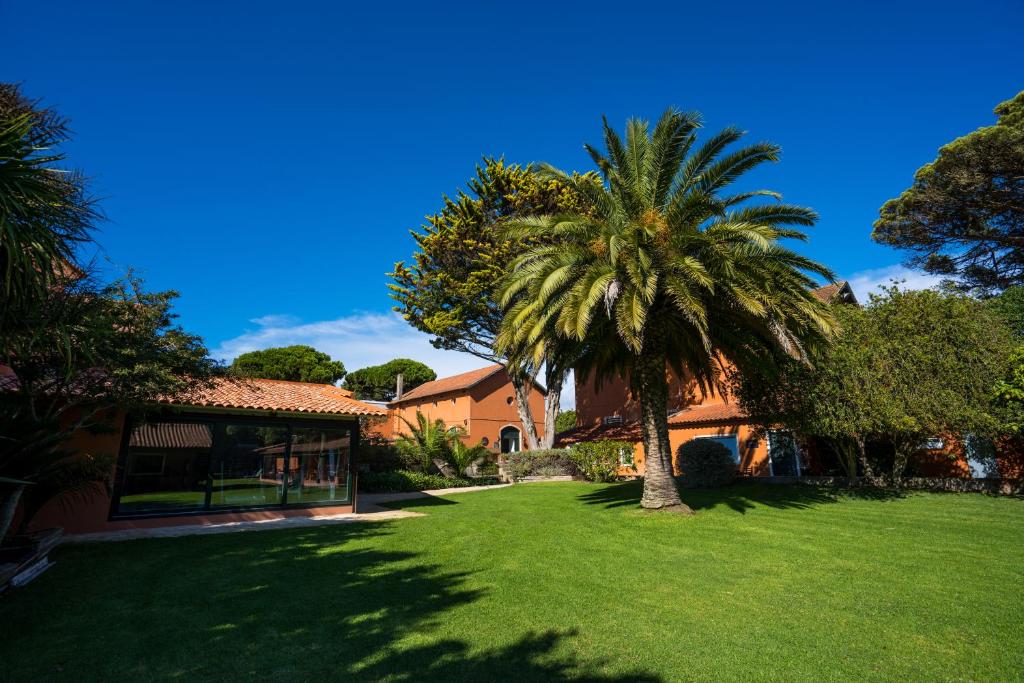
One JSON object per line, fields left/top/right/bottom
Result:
{"left": 634, "top": 337, "right": 692, "bottom": 513}
{"left": 541, "top": 363, "right": 565, "bottom": 449}
{"left": 508, "top": 369, "right": 541, "bottom": 451}
{"left": 0, "top": 485, "right": 26, "bottom": 543}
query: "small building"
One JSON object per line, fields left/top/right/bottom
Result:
{"left": 387, "top": 365, "right": 544, "bottom": 454}
{"left": 19, "top": 377, "right": 385, "bottom": 535}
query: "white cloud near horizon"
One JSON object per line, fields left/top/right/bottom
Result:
{"left": 211, "top": 311, "right": 578, "bottom": 409}
{"left": 844, "top": 263, "right": 944, "bottom": 301}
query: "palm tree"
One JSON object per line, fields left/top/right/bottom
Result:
{"left": 498, "top": 109, "right": 836, "bottom": 512}
{"left": 444, "top": 434, "right": 491, "bottom": 478}
{"left": 394, "top": 411, "right": 456, "bottom": 473}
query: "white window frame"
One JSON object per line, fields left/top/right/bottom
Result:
{"left": 694, "top": 434, "right": 740, "bottom": 464}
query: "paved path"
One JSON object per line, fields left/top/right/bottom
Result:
{"left": 66, "top": 482, "right": 513, "bottom": 544}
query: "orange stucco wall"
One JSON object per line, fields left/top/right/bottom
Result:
{"left": 619, "top": 421, "right": 769, "bottom": 477}
{"left": 389, "top": 370, "right": 545, "bottom": 452}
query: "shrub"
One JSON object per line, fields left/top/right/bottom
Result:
{"left": 358, "top": 470, "right": 499, "bottom": 493}
{"left": 570, "top": 440, "right": 634, "bottom": 482}
{"left": 676, "top": 439, "right": 736, "bottom": 488}
{"left": 504, "top": 449, "right": 578, "bottom": 480}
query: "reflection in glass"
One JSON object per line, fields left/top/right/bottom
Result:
{"left": 287, "top": 428, "right": 351, "bottom": 504}
{"left": 118, "top": 422, "right": 213, "bottom": 514}
{"left": 210, "top": 424, "right": 289, "bottom": 508}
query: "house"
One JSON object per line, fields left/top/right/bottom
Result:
{"left": 387, "top": 365, "right": 544, "bottom": 454}
{"left": 11, "top": 376, "right": 385, "bottom": 535}
{"left": 559, "top": 282, "right": 859, "bottom": 477}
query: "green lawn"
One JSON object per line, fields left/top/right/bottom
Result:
{"left": 2, "top": 482, "right": 1023, "bottom": 681}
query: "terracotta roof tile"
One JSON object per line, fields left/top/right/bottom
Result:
{"left": 811, "top": 280, "right": 857, "bottom": 304}
{"left": 392, "top": 365, "right": 504, "bottom": 403}
{"left": 667, "top": 402, "right": 747, "bottom": 426}
{"left": 160, "top": 377, "right": 385, "bottom": 417}
{"left": 129, "top": 422, "right": 213, "bottom": 448}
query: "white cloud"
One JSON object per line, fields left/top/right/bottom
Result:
{"left": 844, "top": 263, "right": 944, "bottom": 302}
{"left": 212, "top": 311, "right": 486, "bottom": 379}
{"left": 212, "top": 311, "right": 578, "bottom": 409}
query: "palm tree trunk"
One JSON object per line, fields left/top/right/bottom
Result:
{"left": 541, "top": 363, "right": 564, "bottom": 449}
{"left": 509, "top": 370, "right": 541, "bottom": 451}
{"left": 635, "top": 337, "right": 692, "bottom": 513}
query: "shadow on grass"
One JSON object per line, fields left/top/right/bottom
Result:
{"left": 579, "top": 479, "right": 906, "bottom": 514}
{"left": 1, "top": 519, "right": 658, "bottom": 682}
{"left": 371, "top": 494, "right": 462, "bottom": 512}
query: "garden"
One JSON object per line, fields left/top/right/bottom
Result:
{"left": 1, "top": 481, "right": 1022, "bottom": 681}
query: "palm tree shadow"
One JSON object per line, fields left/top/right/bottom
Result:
{"left": 579, "top": 479, "right": 905, "bottom": 514}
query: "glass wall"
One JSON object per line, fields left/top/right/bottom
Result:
{"left": 114, "top": 417, "right": 354, "bottom": 517}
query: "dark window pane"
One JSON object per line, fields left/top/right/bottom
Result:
{"left": 118, "top": 422, "right": 213, "bottom": 514}
{"left": 210, "top": 425, "right": 289, "bottom": 508}
{"left": 287, "top": 427, "right": 351, "bottom": 504}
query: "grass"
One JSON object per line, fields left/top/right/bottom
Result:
{"left": 1, "top": 482, "right": 1022, "bottom": 681}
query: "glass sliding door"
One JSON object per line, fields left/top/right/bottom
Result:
{"left": 286, "top": 427, "right": 351, "bottom": 504}
{"left": 117, "top": 422, "right": 213, "bottom": 514}
{"left": 209, "top": 424, "right": 289, "bottom": 509}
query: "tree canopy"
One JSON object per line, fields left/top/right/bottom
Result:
{"left": 230, "top": 345, "right": 346, "bottom": 384}
{"left": 498, "top": 109, "right": 835, "bottom": 510}
{"left": 344, "top": 358, "right": 436, "bottom": 401}
{"left": 872, "top": 91, "right": 1024, "bottom": 293}
{"left": 732, "top": 287, "right": 1014, "bottom": 478}
{"left": 389, "top": 158, "right": 598, "bottom": 448}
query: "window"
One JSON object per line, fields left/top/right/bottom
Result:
{"left": 767, "top": 430, "right": 801, "bottom": 476}
{"left": 920, "top": 437, "right": 945, "bottom": 450}
{"left": 113, "top": 418, "right": 355, "bottom": 517}
{"left": 695, "top": 434, "right": 740, "bottom": 463}
{"left": 602, "top": 415, "right": 623, "bottom": 426}
{"left": 618, "top": 447, "right": 634, "bottom": 466}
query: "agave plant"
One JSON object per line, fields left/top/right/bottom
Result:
{"left": 498, "top": 108, "right": 836, "bottom": 511}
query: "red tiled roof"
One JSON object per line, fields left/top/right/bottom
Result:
{"left": 160, "top": 377, "right": 385, "bottom": 417}
{"left": 667, "top": 402, "right": 747, "bottom": 426}
{"left": 0, "top": 372, "right": 381, "bottom": 417}
{"left": 392, "top": 365, "right": 505, "bottom": 403}
{"left": 811, "top": 280, "right": 857, "bottom": 304}
{"left": 556, "top": 402, "right": 749, "bottom": 446}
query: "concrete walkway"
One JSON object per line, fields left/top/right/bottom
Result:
{"left": 66, "top": 482, "right": 513, "bottom": 543}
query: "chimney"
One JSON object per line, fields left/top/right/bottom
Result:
{"left": 396, "top": 373, "right": 404, "bottom": 401}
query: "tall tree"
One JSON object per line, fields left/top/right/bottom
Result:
{"left": 499, "top": 109, "right": 835, "bottom": 511}
{"left": 230, "top": 345, "right": 346, "bottom": 384}
{"left": 344, "top": 358, "right": 436, "bottom": 401}
{"left": 872, "top": 91, "right": 1024, "bottom": 293}
{"left": 733, "top": 287, "right": 1013, "bottom": 478}
{"left": 389, "top": 158, "right": 598, "bottom": 449}
{"left": 0, "top": 83, "right": 97, "bottom": 324}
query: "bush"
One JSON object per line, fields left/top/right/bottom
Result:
{"left": 504, "top": 449, "right": 578, "bottom": 480}
{"left": 676, "top": 439, "right": 736, "bottom": 488}
{"left": 570, "top": 440, "right": 634, "bottom": 482}
{"left": 358, "top": 470, "right": 499, "bottom": 493}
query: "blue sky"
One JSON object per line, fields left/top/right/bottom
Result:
{"left": 2, "top": 0, "right": 1021, "bottom": 398}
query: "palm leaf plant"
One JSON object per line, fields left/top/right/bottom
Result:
{"left": 498, "top": 109, "right": 836, "bottom": 512}
{"left": 394, "top": 412, "right": 455, "bottom": 473}
{"left": 444, "top": 433, "right": 491, "bottom": 478}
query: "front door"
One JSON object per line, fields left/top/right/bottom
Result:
{"left": 499, "top": 426, "right": 521, "bottom": 453}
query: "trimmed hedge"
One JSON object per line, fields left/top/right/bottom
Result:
{"left": 505, "top": 449, "right": 579, "bottom": 480}
{"left": 358, "top": 470, "right": 499, "bottom": 493}
{"left": 570, "top": 440, "right": 634, "bottom": 482}
{"left": 676, "top": 438, "right": 735, "bottom": 488}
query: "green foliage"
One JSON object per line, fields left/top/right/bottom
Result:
{"left": 873, "top": 91, "right": 1024, "bottom": 293}
{"left": 569, "top": 440, "right": 633, "bottom": 482}
{"left": 445, "top": 438, "right": 491, "bottom": 478}
{"left": 732, "top": 286, "right": 1014, "bottom": 478}
{"left": 231, "top": 345, "right": 345, "bottom": 384}
{"left": 389, "top": 157, "right": 597, "bottom": 361}
{"left": 676, "top": 439, "right": 736, "bottom": 488}
{"left": 394, "top": 412, "right": 453, "bottom": 473}
{"left": 0, "top": 83, "right": 97, "bottom": 318}
{"left": 344, "top": 358, "right": 436, "bottom": 401}
{"left": 994, "top": 345, "right": 1024, "bottom": 433}
{"left": 504, "top": 449, "right": 578, "bottom": 480}
{"left": 357, "top": 470, "right": 496, "bottom": 493}
{"left": 554, "top": 410, "right": 577, "bottom": 433}
{"left": 988, "top": 285, "right": 1024, "bottom": 339}
{"left": 0, "top": 273, "right": 220, "bottom": 534}
{"left": 497, "top": 108, "right": 835, "bottom": 508}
